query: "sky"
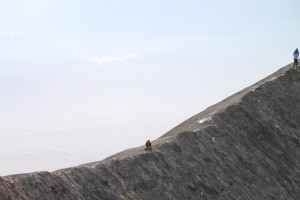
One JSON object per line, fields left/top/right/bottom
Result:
{"left": 0, "top": 0, "right": 299, "bottom": 175}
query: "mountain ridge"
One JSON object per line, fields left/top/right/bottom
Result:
{"left": 1, "top": 63, "right": 300, "bottom": 200}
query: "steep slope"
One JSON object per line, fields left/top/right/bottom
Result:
{"left": 1, "top": 64, "right": 300, "bottom": 200}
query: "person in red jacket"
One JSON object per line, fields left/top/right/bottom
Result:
{"left": 144, "top": 140, "right": 152, "bottom": 151}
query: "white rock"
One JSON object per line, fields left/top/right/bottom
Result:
{"left": 198, "top": 117, "right": 212, "bottom": 124}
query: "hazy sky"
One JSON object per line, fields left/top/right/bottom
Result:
{"left": 0, "top": 0, "right": 299, "bottom": 175}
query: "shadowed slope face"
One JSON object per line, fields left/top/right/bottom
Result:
{"left": 1, "top": 64, "right": 300, "bottom": 200}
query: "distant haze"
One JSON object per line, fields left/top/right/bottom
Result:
{"left": 0, "top": 0, "right": 299, "bottom": 175}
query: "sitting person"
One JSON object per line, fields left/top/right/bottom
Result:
{"left": 144, "top": 140, "right": 152, "bottom": 151}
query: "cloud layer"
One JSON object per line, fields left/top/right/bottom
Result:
{"left": 0, "top": 31, "right": 27, "bottom": 40}
{"left": 89, "top": 53, "right": 138, "bottom": 65}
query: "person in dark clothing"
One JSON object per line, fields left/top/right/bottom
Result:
{"left": 145, "top": 140, "right": 152, "bottom": 151}
{"left": 293, "top": 48, "right": 299, "bottom": 67}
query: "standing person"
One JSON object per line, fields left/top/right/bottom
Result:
{"left": 294, "top": 48, "right": 299, "bottom": 67}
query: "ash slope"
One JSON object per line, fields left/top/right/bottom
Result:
{"left": 1, "top": 64, "right": 300, "bottom": 200}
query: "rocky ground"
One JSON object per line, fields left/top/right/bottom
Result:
{"left": 0, "top": 63, "right": 300, "bottom": 200}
